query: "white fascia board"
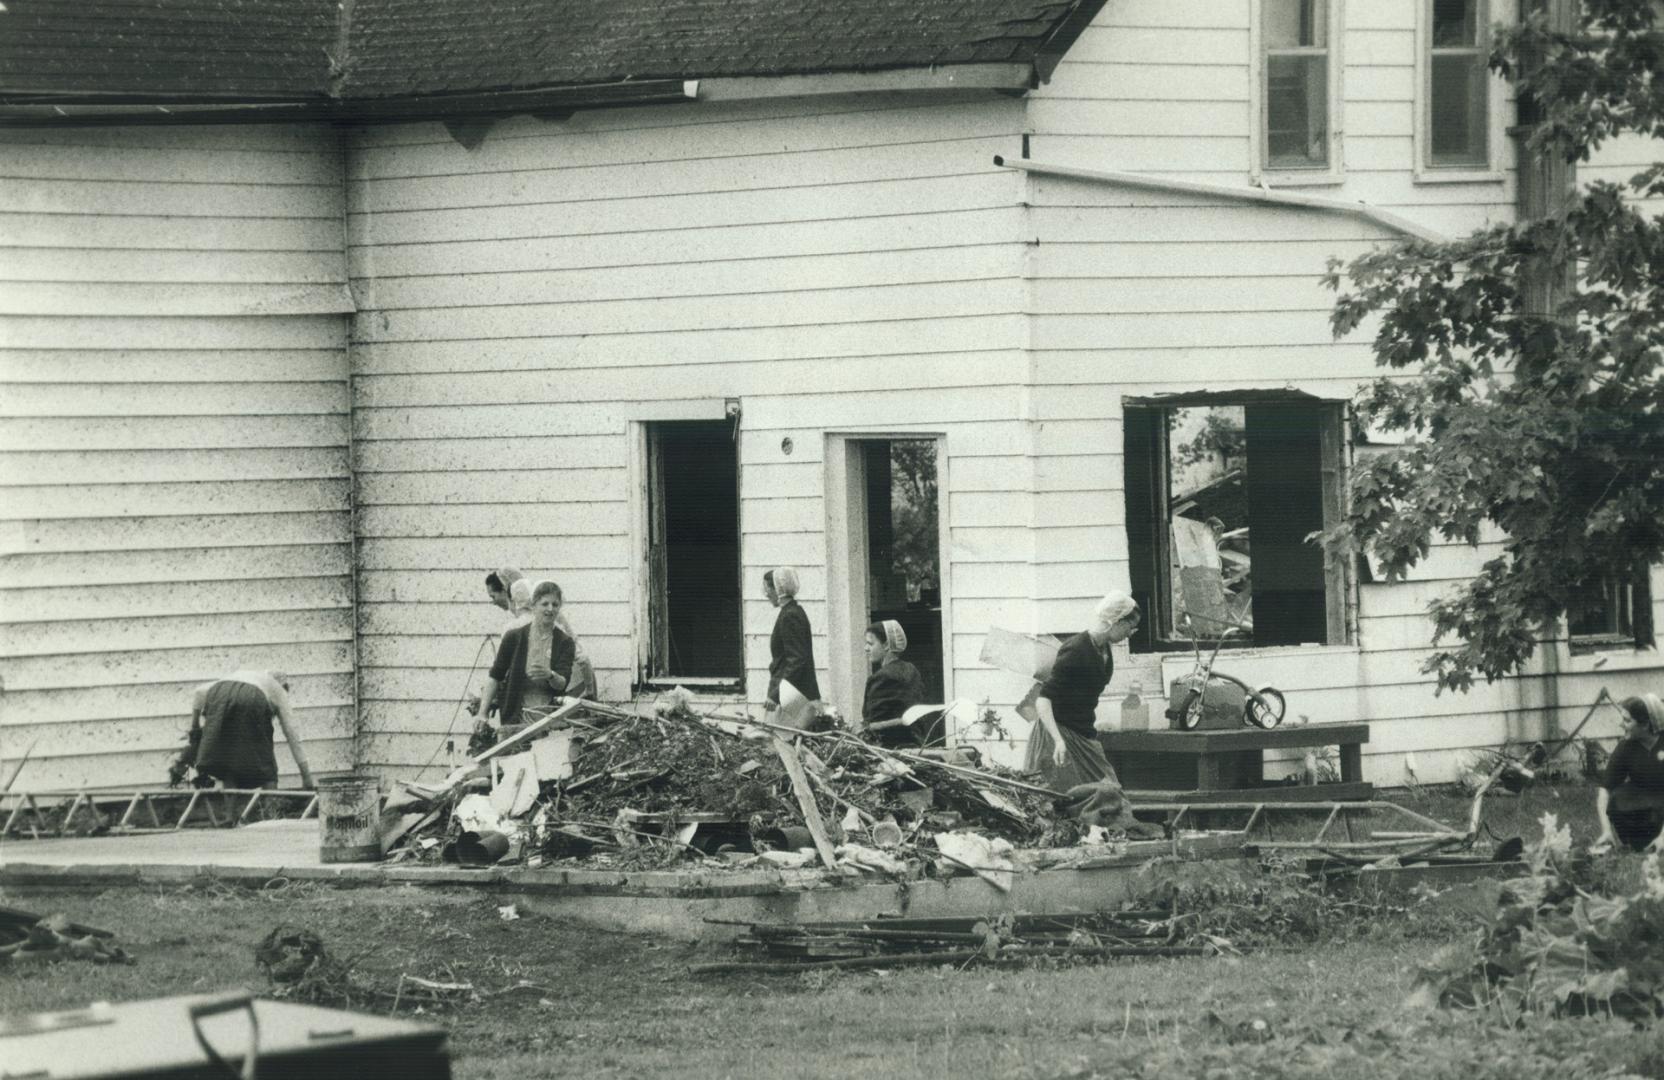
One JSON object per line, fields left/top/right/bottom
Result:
{"left": 697, "top": 64, "right": 1032, "bottom": 102}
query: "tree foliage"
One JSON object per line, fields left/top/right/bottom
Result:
{"left": 1325, "top": 0, "right": 1664, "bottom": 691}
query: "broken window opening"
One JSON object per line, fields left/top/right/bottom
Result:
{"left": 1124, "top": 401, "right": 1349, "bottom": 653}
{"left": 1569, "top": 568, "right": 1655, "bottom": 652}
{"left": 645, "top": 421, "right": 742, "bottom": 682}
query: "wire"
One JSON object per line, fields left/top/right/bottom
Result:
{"left": 416, "top": 634, "right": 497, "bottom": 778}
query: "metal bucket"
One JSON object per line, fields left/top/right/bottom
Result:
{"left": 317, "top": 774, "right": 381, "bottom": 863}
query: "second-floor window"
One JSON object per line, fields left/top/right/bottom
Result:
{"left": 1426, "top": 0, "right": 1490, "bottom": 168}
{"left": 1263, "top": 0, "right": 1332, "bottom": 170}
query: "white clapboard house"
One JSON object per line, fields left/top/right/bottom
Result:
{"left": 2, "top": 0, "right": 1659, "bottom": 792}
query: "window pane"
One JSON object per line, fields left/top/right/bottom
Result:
{"left": 1431, "top": 0, "right": 1479, "bottom": 47}
{"left": 1267, "top": 53, "right": 1329, "bottom": 167}
{"left": 1264, "top": 0, "right": 1327, "bottom": 48}
{"left": 1429, "top": 52, "right": 1488, "bottom": 165}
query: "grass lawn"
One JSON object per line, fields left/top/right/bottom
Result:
{"left": 3, "top": 781, "right": 1661, "bottom": 1079}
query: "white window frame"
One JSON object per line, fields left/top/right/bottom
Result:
{"left": 1250, "top": 0, "right": 1345, "bottom": 186}
{"left": 1415, "top": 0, "right": 1509, "bottom": 183}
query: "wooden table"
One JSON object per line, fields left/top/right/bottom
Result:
{"left": 1100, "top": 723, "right": 1371, "bottom": 803}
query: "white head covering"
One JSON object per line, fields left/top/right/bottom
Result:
{"left": 1090, "top": 590, "right": 1139, "bottom": 634}
{"left": 881, "top": 619, "right": 908, "bottom": 655}
{"left": 508, "top": 577, "right": 533, "bottom": 612}
{"left": 771, "top": 566, "right": 801, "bottom": 599}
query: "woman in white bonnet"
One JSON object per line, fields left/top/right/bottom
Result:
{"left": 1027, "top": 590, "right": 1141, "bottom": 789}
{"left": 861, "top": 619, "right": 927, "bottom": 747}
{"left": 764, "top": 567, "right": 820, "bottom": 723}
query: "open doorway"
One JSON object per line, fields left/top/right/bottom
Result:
{"left": 827, "top": 436, "right": 948, "bottom": 719}
{"left": 643, "top": 420, "right": 742, "bottom": 683}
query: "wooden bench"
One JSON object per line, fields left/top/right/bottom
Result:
{"left": 1099, "top": 723, "right": 1371, "bottom": 803}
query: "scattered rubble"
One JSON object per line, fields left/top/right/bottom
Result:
{"left": 378, "top": 694, "right": 1171, "bottom": 882}
{"left": 691, "top": 911, "right": 1214, "bottom": 974}
{"left": 0, "top": 905, "right": 131, "bottom": 966}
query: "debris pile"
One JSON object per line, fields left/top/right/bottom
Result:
{"left": 692, "top": 911, "right": 1212, "bottom": 974}
{"left": 0, "top": 905, "right": 132, "bottom": 966}
{"left": 379, "top": 694, "right": 1168, "bottom": 882}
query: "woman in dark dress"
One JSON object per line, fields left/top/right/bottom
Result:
{"left": 1028, "top": 591, "right": 1141, "bottom": 790}
{"left": 479, "top": 580, "right": 575, "bottom": 729}
{"left": 861, "top": 619, "right": 928, "bottom": 747}
{"left": 765, "top": 567, "right": 819, "bottom": 726}
{"left": 1596, "top": 694, "right": 1664, "bottom": 852}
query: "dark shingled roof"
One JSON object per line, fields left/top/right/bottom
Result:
{"left": 0, "top": 0, "right": 1095, "bottom": 103}
{"left": 0, "top": 0, "right": 339, "bottom": 101}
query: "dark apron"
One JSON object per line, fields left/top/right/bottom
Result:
{"left": 195, "top": 679, "right": 279, "bottom": 788}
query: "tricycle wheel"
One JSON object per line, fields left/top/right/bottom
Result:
{"left": 1243, "top": 686, "right": 1286, "bottom": 730}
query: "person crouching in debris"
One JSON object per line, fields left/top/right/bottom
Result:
{"left": 183, "top": 670, "right": 314, "bottom": 789}
{"left": 1028, "top": 591, "right": 1142, "bottom": 789}
{"left": 765, "top": 567, "right": 821, "bottom": 727}
{"left": 861, "top": 620, "right": 927, "bottom": 747}
{"left": 479, "top": 579, "right": 575, "bottom": 731}
{"left": 1595, "top": 694, "right": 1664, "bottom": 853}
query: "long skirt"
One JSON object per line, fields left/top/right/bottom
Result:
{"left": 195, "top": 679, "right": 279, "bottom": 789}
{"left": 1024, "top": 722, "right": 1119, "bottom": 792}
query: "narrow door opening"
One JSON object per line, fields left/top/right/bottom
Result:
{"left": 860, "top": 439, "right": 944, "bottom": 703}
{"left": 646, "top": 421, "right": 741, "bottom": 681}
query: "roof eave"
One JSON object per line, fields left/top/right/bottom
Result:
{"left": 0, "top": 78, "right": 698, "bottom": 126}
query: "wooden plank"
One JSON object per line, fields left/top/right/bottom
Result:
{"left": 0, "top": 639, "right": 353, "bottom": 693}
{"left": 1027, "top": 203, "right": 1389, "bottom": 243}
{"left": 1, "top": 576, "right": 351, "bottom": 624}
{"left": 352, "top": 350, "right": 1020, "bottom": 403}
{"left": 0, "top": 608, "right": 353, "bottom": 658}
{"left": 0, "top": 142, "right": 341, "bottom": 185}
{"left": 1029, "top": 275, "right": 1335, "bottom": 315}
{"left": 0, "top": 447, "right": 348, "bottom": 485}
{"left": 356, "top": 536, "right": 630, "bottom": 571}
{"left": 0, "top": 479, "right": 351, "bottom": 519}
{"left": 0, "top": 213, "right": 346, "bottom": 252}
{"left": 355, "top": 245, "right": 1017, "bottom": 314}
{"left": 1061, "top": 26, "right": 1247, "bottom": 66}
{"left": 0, "top": 249, "right": 345, "bottom": 286}
{"left": 355, "top": 279, "right": 1022, "bottom": 344}
{"left": 350, "top": 314, "right": 1024, "bottom": 375}
{"left": 0, "top": 281, "right": 354, "bottom": 318}
{"left": 351, "top": 197, "right": 1025, "bottom": 276}
{"left": 0, "top": 543, "right": 351, "bottom": 588}
{"left": 355, "top": 434, "right": 626, "bottom": 472}
{"left": 772, "top": 734, "right": 840, "bottom": 868}
{"left": 1042, "top": 62, "right": 1247, "bottom": 102}
{"left": 0, "top": 414, "right": 350, "bottom": 451}
{"left": 0, "top": 178, "right": 342, "bottom": 220}
{"left": 8, "top": 511, "right": 351, "bottom": 554}
{"left": 355, "top": 502, "right": 627, "bottom": 540}
{"left": 7, "top": 706, "right": 354, "bottom": 759}
{"left": 2, "top": 672, "right": 355, "bottom": 726}
{"left": 0, "top": 314, "right": 345, "bottom": 351}
{"left": 1028, "top": 99, "right": 1247, "bottom": 138}
{"left": 0, "top": 381, "right": 348, "bottom": 418}
{"left": 1032, "top": 240, "right": 1380, "bottom": 279}
{"left": 0, "top": 349, "right": 346, "bottom": 384}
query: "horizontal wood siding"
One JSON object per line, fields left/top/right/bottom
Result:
{"left": 346, "top": 95, "right": 1038, "bottom": 776}
{"left": 0, "top": 124, "right": 354, "bottom": 792}
{"left": 1010, "top": 167, "right": 1624, "bottom": 785}
{"left": 1029, "top": 0, "right": 1516, "bottom": 233}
